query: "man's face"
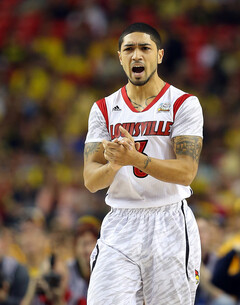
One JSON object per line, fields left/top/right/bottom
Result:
{"left": 118, "top": 32, "right": 164, "bottom": 86}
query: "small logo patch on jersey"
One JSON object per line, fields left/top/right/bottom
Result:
{"left": 195, "top": 269, "right": 200, "bottom": 285}
{"left": 112, "top": 105, "right": 121, "bottom": 111}
{"left": 157, "top": 103, "right": 171, "bottom": 112}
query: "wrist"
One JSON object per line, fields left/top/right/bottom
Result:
{"left": 131, "top": 151, "right": 147, "bottom": 169}
{"left": 107, "top": 161, "right": 122, "bottom": 172}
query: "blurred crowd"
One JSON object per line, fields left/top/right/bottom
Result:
{"left": 0, "top": 0, "right": 240, "bottom": 304}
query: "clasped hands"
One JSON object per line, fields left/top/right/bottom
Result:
{"left": 102, "top": 126, "right": 140, "bottom": 170}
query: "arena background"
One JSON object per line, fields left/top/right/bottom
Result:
{"left": 0, "top": 0, "right": 239, "bottom": 304}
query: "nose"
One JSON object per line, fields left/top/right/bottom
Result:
{"left": 132, "top": 48, "right": 142, "bottom": 60}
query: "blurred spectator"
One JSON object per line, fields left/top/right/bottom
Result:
{"left": 21, "top": 253, "right": 68, "bottom": 305}
{"left": 66, "top": 216, "right": 100, "bottom": 305}
{"left": 215, "top": 220, "right": 240, "bottom": 280}
{"left": 210, "top": 221, "right": 240, "bottom": 304}
{"left": 19, "top": 210, "right": 68, "bottom": 305}
{"left": 212, "top": 245, "right": 240, "bottom": 303}
{"left": 195, "top": 218, "right": 236, "bottom": 305}
{"left": 0, "top": 229, "right": 29, "bottom": 305}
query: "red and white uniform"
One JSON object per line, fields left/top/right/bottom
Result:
{"left": 85, "top": 82, "right": 203, "bottom": 208}
{"left": 86, "top": 83, "right": 203, "bottom": 305}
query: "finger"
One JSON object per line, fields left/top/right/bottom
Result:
{"left": 102, "top": 139, "right": 108, "bottom": 149}
{"left": 135, "top": 142, "right": 140, "bottom": 151}
{"left": 119, "top": 138, "right": 134, "bottom": 150}
{"left": 119, "top": 126, "right": 134, "bottom": 141}
{"left": 104, "top": 148, "right": 117, "bottom": 160}
{"left": 103, "top": 150, "right": 109, "bottom": 161}
{"left": 113, "top": 137, "right": 132, "bottom": 150}
{"left": 103, "top": 140, "right": 120, "bottom": 150}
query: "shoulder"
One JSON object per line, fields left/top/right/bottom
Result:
{"left": 15, "top": 263, "right": 29, "bottom": 279}
{"left": 2, "top": 256, "right": 29, "bottom": 283}
{"left": 168, "top": 84, "right": 199, "bottom": 102}
{"left": 105, "top": 87, "right": 123, "bottom": 101}
{"left": 2, "top": 256, "right": 19, "bottom": 273}
{"left": 94, "top": 88, "right": 122, "bottom": 106}
{"left": 97, "top": 88, "right": 123, "bottom": 109}
{"left": 93, "top": 88, "right": 123, "bottom": 118}
{"left": 169, "top": 84, "right": 187, "bottom": 96}
{"left": 168, "top": 84, "right": 201, "bottom": 115}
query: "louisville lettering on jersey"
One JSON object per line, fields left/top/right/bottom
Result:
{"left": 110, "top": 120, "right": 173, "bottom": 139}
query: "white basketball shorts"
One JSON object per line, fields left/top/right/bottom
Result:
{"left": 87, "top": 200, "right": 201, "bottom": 305}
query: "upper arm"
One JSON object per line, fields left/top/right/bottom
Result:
{"left": 84, "top": 100, "right": 110, "bottom": 167}
{"left": 171, "top": 94, "right": 203, "bottom": 174}
{"left": 84, "top": 142, "right": 107, "bottom": 166}
{"left": 83, "top": 142, "right": 108, "bottom": 191}
{"left": 172, "top": 135, "right": 203, "bottom": 174}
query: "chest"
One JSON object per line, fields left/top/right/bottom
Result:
{"left": 108, "top": 101, "right": 174, "bottom": 140}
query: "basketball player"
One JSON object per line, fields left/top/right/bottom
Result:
{"left": 84, "top": 23, "right": 203, "bottom": 305}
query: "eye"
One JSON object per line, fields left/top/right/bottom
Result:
{"left": 124, "top": 47, "right": 133, "bottom": 52}
{"left": 142, "top": 46, "right": 150, "bottom": 51}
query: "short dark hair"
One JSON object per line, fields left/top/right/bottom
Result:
{"left": 118, "top": 23, "right": 161, "bottom": 50}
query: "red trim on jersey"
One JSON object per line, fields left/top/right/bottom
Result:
{"left": 173, "top": 94, "right": 192, "bottom": 121}
{"left": 121, "top": 83, "right": 170, "bottom": 113}
{"left": 96, "top": 98, "right": 109, "bottom": 131}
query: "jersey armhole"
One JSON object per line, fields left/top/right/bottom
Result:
{"left": 96, "top": 98, "right": 109, "bottom": 132}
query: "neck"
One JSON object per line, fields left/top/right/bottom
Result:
{"left": 26, "top": 253, "right": 44, "bottom": 267}
{"left": 126, "top": 76, "right": 165, "bottom": 110}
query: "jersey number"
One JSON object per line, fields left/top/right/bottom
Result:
{"left": 133, "top": 140, "right": 148, "bottom": 178}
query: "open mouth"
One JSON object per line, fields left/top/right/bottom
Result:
{"left": 132, "top": 66, "right": 145, "bottom": 73}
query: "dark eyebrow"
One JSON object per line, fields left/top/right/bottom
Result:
{"left": 123, "top": 43, "right": 152, "bottom": 48}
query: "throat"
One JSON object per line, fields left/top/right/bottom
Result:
{"left": 129, "top": 95, "right": 157, "bottom": 111}
{"left": 126, "top": 79, "right": 166, "bottom": 111}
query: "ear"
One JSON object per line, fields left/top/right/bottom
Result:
{"left": 158, "top": 49, "right": 164, "bottom": 64}
{"left": 118, "top": 51, "right": 123, "bottom": 65}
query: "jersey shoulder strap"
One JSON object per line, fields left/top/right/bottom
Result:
{"left": 173, "top": 93, "right": 192, "bottom": 121}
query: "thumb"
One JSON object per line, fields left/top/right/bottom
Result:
{"left": 135, "top": 142, "right": 140, "bottom": 151}
{"left": 102, "top": 139, "right": 107, "bottom": 149}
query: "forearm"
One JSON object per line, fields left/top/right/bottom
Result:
{"left": 132, "top": 152, "right": 196, "bottom": 186}
{"left": 84, "top": 162, "right": 119, "bottom": 193}
{"left": 103, "top": 128, "right": 201, "bottom": 186}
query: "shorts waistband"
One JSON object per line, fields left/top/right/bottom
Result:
{"left": 110, "top": 200, "right": 187, "bottom": 216}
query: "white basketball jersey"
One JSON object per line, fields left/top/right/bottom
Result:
{"left": 85, "top": 83, "right": 203, "bottom": 208}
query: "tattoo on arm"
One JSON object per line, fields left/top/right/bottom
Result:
{"left": 173, "top": 136, "right": 202, "bottom": 163}
{"left": 84, "top": 142, "right": 101, "bottom": 161}
{"left": 143, "top": 156, "right": 152, "bottom": 169}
